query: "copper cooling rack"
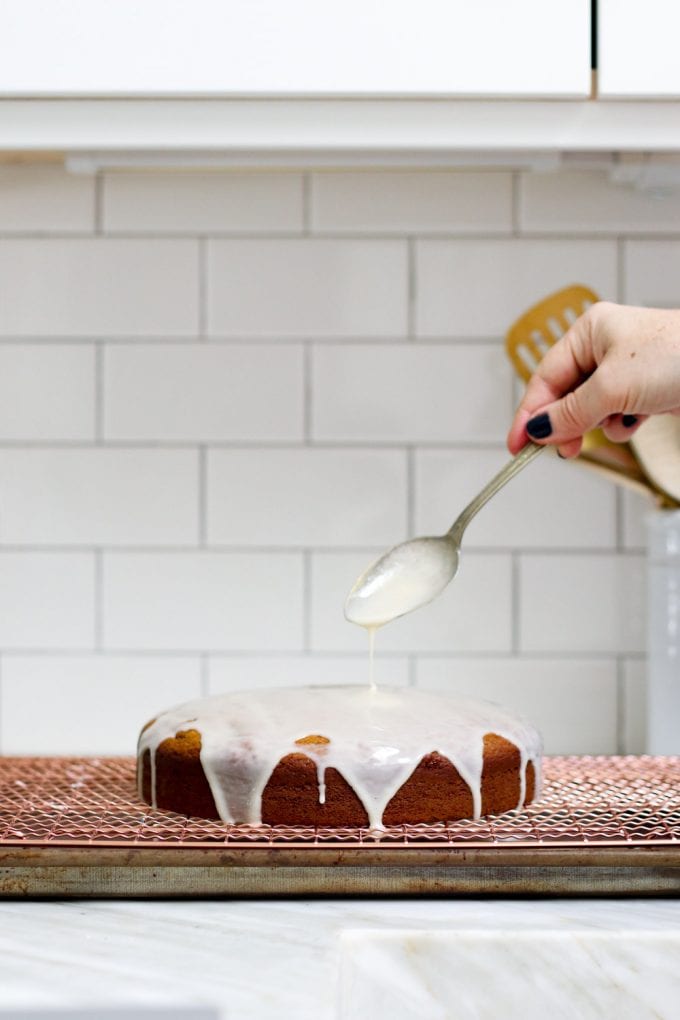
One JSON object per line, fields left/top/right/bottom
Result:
{"left": 0, "top": 755, "right": 679, "bottom": 897}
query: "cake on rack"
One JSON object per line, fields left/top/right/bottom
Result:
{"left": 137, "top": 685, "right": 542, "bottom": 828}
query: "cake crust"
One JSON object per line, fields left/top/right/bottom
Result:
{"left": 139, "top": 727, "right": 537, "bottom": 825}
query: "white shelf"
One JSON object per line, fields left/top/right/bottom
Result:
{"left": 3, "top": 100, "right": 680, "bottom": 164}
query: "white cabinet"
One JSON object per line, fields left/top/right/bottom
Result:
{"left": 599, "top": 0, "right": 680, "bottom": 97}
{"left": 0, "top": 0, "right": 590, "bottom": 98}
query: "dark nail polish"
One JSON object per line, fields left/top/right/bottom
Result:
{"left": 622, "top": 414, "right": 638, "bottom": 428}
{"left": 526, "top": 413, "right": 553, "bottom": 440}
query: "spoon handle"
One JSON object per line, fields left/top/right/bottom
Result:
{"left": 448, "top": 442, "right": 545, "bottom": 545}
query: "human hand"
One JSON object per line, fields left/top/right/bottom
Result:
{"left": 507, "top": 302, "right": 680, "bottom": 458}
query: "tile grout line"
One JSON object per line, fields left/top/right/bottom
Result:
{"left": 303, "top": 343, "right": 313, "bottom": 442}
{"left": 5, "top": 228, "right": 675, "bottom": 242}
{"left": 0, "top": 439, "right": 561, "bottom": 452}
{"left": 94, "top": 550, "right": 104, "bottom": 651}
{"left": 95, "top": 343, "right": 104, "bottom": 443}
{"left": 3, "top": 226, "right": 680, "bottom": 241}
{"left": 407, "top": 236, "right": 417, "bottom": 340}
{"left": 94, "top": 173, "right": 104, "bottom": 235}
{"left": 198, "top": 237, "right": 208, "bottom": 339}
{"left": 406, "top": 446, "right": 416, "bottom": 537}
{"left": 616, "top": 654, "right": 626, "bottom": 754}
{"left": 198, "top": 445, "right": 208, "bottom": 546}
{"left": 616, "top": 235, "right": 625, "bottom": 302}
{"left": 302, "top": 549, "right": 312, "bottom": 654}
{"left": 0, "top": 543, "right": 639, "bottom": 556}
{"left": 615, "top": 488, "right": 624, "bottom": 552}
{"left": 0, "top": 647, "right": 643, "bottom": 661}
{"left": 302, "top": 174, "right": 312, "bottom": 234}
{"left": 511, "top": 171, "right": 521, "bottom": 237}
{"left": 0, "top": 335, "right": 508, "bottom": 346}
{"left": 511, "top": 551, "right": 521, "bottom": 656}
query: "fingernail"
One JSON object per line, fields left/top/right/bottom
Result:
{"left": 557, "top": 450, "right": 566, "bottom": 459}
{"left": 622, "top": 415, "right": 638, "bottom": 428}
{"left": 526, "top": 413, "right": 553, "bottom": 440}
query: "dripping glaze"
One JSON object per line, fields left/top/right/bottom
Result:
{"left": 138, "top": 685, "right": 543, "bottom": 828}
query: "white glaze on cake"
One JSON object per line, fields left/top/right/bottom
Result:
{"left": 138, "top": 685, "right": 543, "bottom": 828}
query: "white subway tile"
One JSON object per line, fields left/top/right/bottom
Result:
{"left": 310, "top": 550, "right": 512, "bottom": 654}
{"left": 621, "top": 657, "right": 646, "bottom": 754}
{"left": 310, "top": 171, "right": 513, "bottom": 234}
{"left": 416, "top": 448, "right": 617, "bottom": 549}
{"left": 0, "top": 449, "right": 198, "bottom": 546}
{"left": 102, "top": 172, "right": 304, "bottom": 233}
{"left": 0, "top": 239, "right": 198, "bottom": 336}
{"left": 103, "top": 552, "right": 303, "bottom": 651}
{"left": 0, "top": 552, "right": 94, "bottom": 649}
{"left": 207, "top": 448, "right": 407, "bottom": 547}
{"left": 519, "top": 553, "right": 645, "bottom": 653}
{"left": 623, "top": 241, "right": 680, "bottom": 307}
{"left": 519, "top": 170, "right": 680, "bottom": 234}
{"left": 621, "top": 489, "right": 650, "bottom": 550}
{"left": 0, "top": 165, "right": 94, "bottom": 233}
{"left": 416, "top": 239, "right": 617, "bottom": 337}
{"left": 0, "top": 345, "right": 94, "bottom": 440}
{"left": 207, "top": 239, "right": 407, "bottom": 338}
{"left": 0, "top": 655, "right": 201, "bottom": 755}
{"left": 414, "top": 656, "right": 618, "bottom": 754}
{"left": 208, "top": 655, "right": 409, "bottom": 692}
{"left": 312, "top": 344, "right": 512, "bottom": 443}
{"left": 103, "top": 343, "right": 303, "bottom": 442}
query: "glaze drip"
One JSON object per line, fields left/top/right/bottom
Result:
{"left": 138, "top": 685, "right": 542, "bottom": 828}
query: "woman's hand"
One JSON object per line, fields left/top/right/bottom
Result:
{"left": 507, "top": 302, "right": 680, "bottom": 458}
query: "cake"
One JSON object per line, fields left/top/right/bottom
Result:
{"left": 137, "top": 685, "right": 542, "bottom": 828}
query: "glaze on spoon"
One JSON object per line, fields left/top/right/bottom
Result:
{"left": 346, "top": 443, "right": 544, "bottom": 629}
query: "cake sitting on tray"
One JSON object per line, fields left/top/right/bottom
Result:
{"left": 137, "top": 685, "right": 542, "bottom": 828}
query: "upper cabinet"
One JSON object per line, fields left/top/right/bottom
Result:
{"left": 0, "top": 0, "right": 591, "bottom": 98}
{"left": 599, "top": 0, "right": 680, "bottom": 97}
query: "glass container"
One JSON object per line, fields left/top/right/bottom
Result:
{"left": 646, "top": 510, "right": 680, "bottom": 754}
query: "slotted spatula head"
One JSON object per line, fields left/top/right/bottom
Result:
{"left": 506, "top": 284, "right": 599, "bottom": 384}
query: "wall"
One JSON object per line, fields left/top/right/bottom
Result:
{"left": 0, "top": 163, "right": 677, "bottom": 756}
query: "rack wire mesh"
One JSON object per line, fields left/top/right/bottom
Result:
{"left": 0, "top": 755, "right": 679, "bottom": 850}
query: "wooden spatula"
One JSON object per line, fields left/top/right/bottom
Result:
{"left": 505, "top": 285, "right": 678, "bottom": 507}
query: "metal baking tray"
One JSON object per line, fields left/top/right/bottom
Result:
{"left": 0, "top": 755, "right": 678, "bottom": 897}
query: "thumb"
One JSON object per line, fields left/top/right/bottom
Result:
{"left": 525, "top": 374, "right": 610, "bottom": 444}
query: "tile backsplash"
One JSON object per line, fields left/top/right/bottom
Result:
{"left": 0, "top": 163, "right": 670, "bottom": 756}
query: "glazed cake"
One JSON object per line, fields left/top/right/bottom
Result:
{"left": 137, "top": 686, "right": 542, "bottom": 827}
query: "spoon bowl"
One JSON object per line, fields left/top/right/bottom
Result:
{"left": 344, "top": 535, "right": 458, "bottom": 627}
{"left": 345, "top": 442, "right": 544, "bottom": 629}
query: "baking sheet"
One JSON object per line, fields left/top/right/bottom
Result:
{"left": 0, "top": 755, "right": 678, "bottom": 897}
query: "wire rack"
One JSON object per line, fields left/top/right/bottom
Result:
{"left": 1, "top": 754, "right": 679, "bottom": 849}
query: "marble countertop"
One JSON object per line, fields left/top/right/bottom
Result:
{"left": 1, "top": 898, "right": 679, "bottom": 1019}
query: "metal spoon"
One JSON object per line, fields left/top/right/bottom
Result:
{"left": 344, "top": 442, "right": 545, "bottom": 628}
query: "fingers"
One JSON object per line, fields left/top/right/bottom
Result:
{"left": 524, "top": 372, "right": 615, "bottom": 445}
{"left": 507, "top": 376, "right": 603, "bottom": 453}
{"left": 600, "top": 413, "right": 648, "bottom": 443}
{"left": 556, "top": 438, "right": 583, "bottom": 459}
{"left": 507, "top": 311, "right": 599, "bottom": 454}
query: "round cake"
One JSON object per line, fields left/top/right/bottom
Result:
{"left": 137, "top": 685, "right": 542, "bottom": 828}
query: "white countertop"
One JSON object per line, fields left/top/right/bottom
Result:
{"left": 1, "top": 898, "right": 679, "bottom": 1019}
